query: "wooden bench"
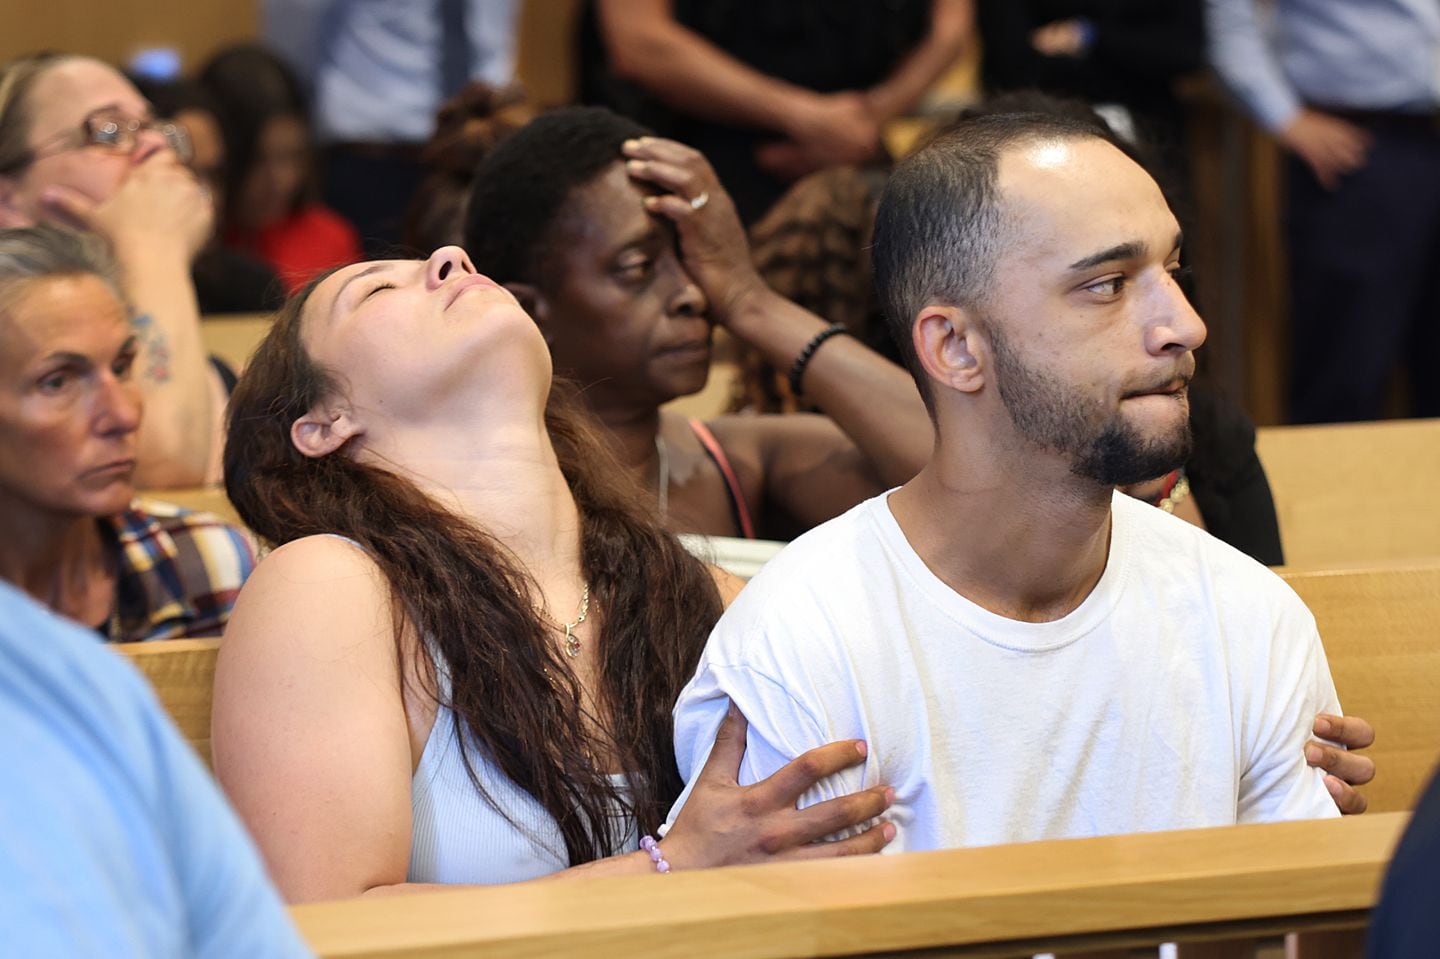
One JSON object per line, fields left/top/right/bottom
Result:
{"left": 114, "top": 638, "right": 219, "bottom": 768}
{"left": 202, "top": 312, "right": 274, "bottom": 375}
{"left": 1280, "top": 564, "right": 1440, "bottom": 813}
{"left": 290, "top": 813, "right": 1406, "bottom": 958}
{"left": 1257, "top": 419, "right": 1440, "bottom": 568}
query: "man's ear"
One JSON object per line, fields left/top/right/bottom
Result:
{"left": 290, "top": 404, "right": 363, "bottom": 459}
{"left": 505, "top": 282, "right": 552, "bottom": 345}
{"left": 913, "top": 304, "right": 986, "bottom": 396}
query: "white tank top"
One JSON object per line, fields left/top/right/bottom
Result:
{"left": 408, "top": 678, "right": 638, "bottom": 884}
{"left": 315, "top": 536, "right": 638, "bottom": 884}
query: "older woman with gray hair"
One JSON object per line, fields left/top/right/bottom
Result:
{"left": 0, "top": 225, "right": 253, "bottom": 641}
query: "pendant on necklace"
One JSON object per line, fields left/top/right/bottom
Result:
{"left": 563, "top": 624, "right": 582, "bottom": 658}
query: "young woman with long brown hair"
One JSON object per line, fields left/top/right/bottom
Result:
{"left": 214, "top": 245, "right": 895, "bottom": 901}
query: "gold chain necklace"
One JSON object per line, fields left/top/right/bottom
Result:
{"left": 534, "top": 583, "right": 591, "bottom": 658}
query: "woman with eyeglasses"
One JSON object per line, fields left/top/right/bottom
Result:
{"left": 0, "top": 53, "right": 224, "bottom": 488}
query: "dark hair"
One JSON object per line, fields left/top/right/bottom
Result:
{"left": 198, "top": 44, "right": 314, "bottom": 225}
{"left": 223, "top": 268, "right": 723, "bottom": 865}
{"left": 463, "top": 106, "right": 650, "bottom": 284}
{"left": 403, "top": 81, "right": 536, "bottom": 253}
{"left": 871, "top": 111, "right": 1105, "bottom": 405}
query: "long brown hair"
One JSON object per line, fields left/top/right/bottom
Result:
{"left": 224, "top": 271, "right": 723, "bottom": 864}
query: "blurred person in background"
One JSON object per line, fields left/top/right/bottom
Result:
{"left": 263, "top": 0, "right": 521, "bottom": 252}
{"left": 1207, "top": 0, "right": 1440, "bottom": 424}
{"left": 976, "top": 1, "right": 1207, "bottom": 177}
{"left": 130, "top": 74, "right": 285, "bottom": 316}
{"left": 0, "top": 52, "right": 223, "bottom": 486}
{"left": 200, "top": 44, "right": 361, "bottom": 295}
{"left": 580, "top": 0, "right": 972, "bottom": 224}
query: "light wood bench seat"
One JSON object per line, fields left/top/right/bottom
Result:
{"left": 290, "top": 813, "right": 1407, "bottom": 958}
{"left": 1257, "top": 419, "right": 1440, "bottom": 568}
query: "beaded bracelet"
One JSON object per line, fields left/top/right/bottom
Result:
{"left": 788, "top": 322, "right": 848, "bottom": 397}
{"left": 639, "top": 834, "right": 671, "bottom": 874}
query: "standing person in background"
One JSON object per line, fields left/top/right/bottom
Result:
{"left": 199, "top": 45, "right": 361, "bottom": 294}
{"left": 976, "top": 1, "right": 1206, "bottom": 180}
{"left": 263, "top": 0, "right": 520, "bottom": 252}
{"left": 581, "top": 0, "right": 972, "bottom": 224}
{"left": 0, "top": 53, "right": 223, "bottom": 486}
{"left": 1206, "top": 0, "right": 1440, "bottom": 424}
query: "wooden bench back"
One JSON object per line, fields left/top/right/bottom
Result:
{"left": 1281, "top": 564, "right": 1440, "bottom": 813}
{"left": 202, "top": 312, "right": 274, "bottom": 375}
{"left": 1257, "top": 419, "right": 1440, "bottom": 568}
{"left": 114, "top": 638, "right": 219, "bottom": 768}
{"left": 290, "top": 813, "right": 1406, "bottom": 958}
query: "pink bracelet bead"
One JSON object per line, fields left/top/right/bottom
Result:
{"left": 639, "top": 834, "right": 671, "bottom": 874}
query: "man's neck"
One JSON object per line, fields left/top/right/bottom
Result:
{"left": 888, "top": 442, "right": 1115, "bottom": 624}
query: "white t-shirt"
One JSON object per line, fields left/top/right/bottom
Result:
{"left": 668, "top": 490, "right": 1341, "bottom": 852}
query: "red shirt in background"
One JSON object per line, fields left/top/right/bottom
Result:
{"left": 225, "top": 205, "right": 363, "bottom": 294}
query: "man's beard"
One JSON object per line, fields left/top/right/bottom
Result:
{"left": 990, "top": 326, "right": 1193, "bottom": 487}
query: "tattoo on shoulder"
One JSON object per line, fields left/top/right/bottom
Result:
{"left": 131, "top": 313, "right": 173, "bottom": 384}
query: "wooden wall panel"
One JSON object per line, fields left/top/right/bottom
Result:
{"left": 2, "top": 0, "right": 257, "bottom": 73}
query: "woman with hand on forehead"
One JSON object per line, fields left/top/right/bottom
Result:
{"left": 0, "top": 53, "right": 222, "bottom": 487}
{"left": 463, "top": 107, "right": 933, "bottom": 542}
{"left": 214, "top": 245, "right": 896, "bottom": 900}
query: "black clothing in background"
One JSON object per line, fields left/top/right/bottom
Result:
{"left": 977, "top": 1, "right": 1205, "bottom": 163}
{"left": 579, "top": 0, "right": 930, "bottom": 224}
{"left": 1367, "top": 765, "right": 1440, "bottom": 958}
{"left": 1186, "top": 382, "right": 1285, "bottom": 567}
{"left": 191, "top": 247, "right": 285, "bottom": 315}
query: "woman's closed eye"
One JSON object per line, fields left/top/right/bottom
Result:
{"left": 363, "top": 282, "right": 396, "bottom": 301}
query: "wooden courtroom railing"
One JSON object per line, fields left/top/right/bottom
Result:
{"left": 1258, "top": 419, "right": 1440, "bottom": 569}
{"left": 290, "top": 813, "right": 1406, "bottom": 959}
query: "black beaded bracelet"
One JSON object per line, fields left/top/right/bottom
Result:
{"left": 788, "top": 323, "right": 848, "bottom": 396}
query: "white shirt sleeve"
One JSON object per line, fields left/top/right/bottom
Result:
{"left": 1236, "top": 597, "right": 1342, "bottom": 822}
{"left": 666, "top": 638, "right": 867, "bottom": 834}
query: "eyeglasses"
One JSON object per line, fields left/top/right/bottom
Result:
{"left": 1, "top": 108, "right": 193, "bottom": 174}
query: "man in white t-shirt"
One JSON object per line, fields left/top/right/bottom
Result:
{"left": 667, "top": 111, "right": 1351, "bottom": 852}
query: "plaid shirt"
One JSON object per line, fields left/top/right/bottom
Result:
{"left": 103, "top": 498, "right": 256, "bottom": 643}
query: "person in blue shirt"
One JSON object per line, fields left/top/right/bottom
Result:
{"left": 1206, "top": 0, "right": 1440, "bottom": 424}
{"left": 0, "top": 579, "right": 311, "bottom": 958}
